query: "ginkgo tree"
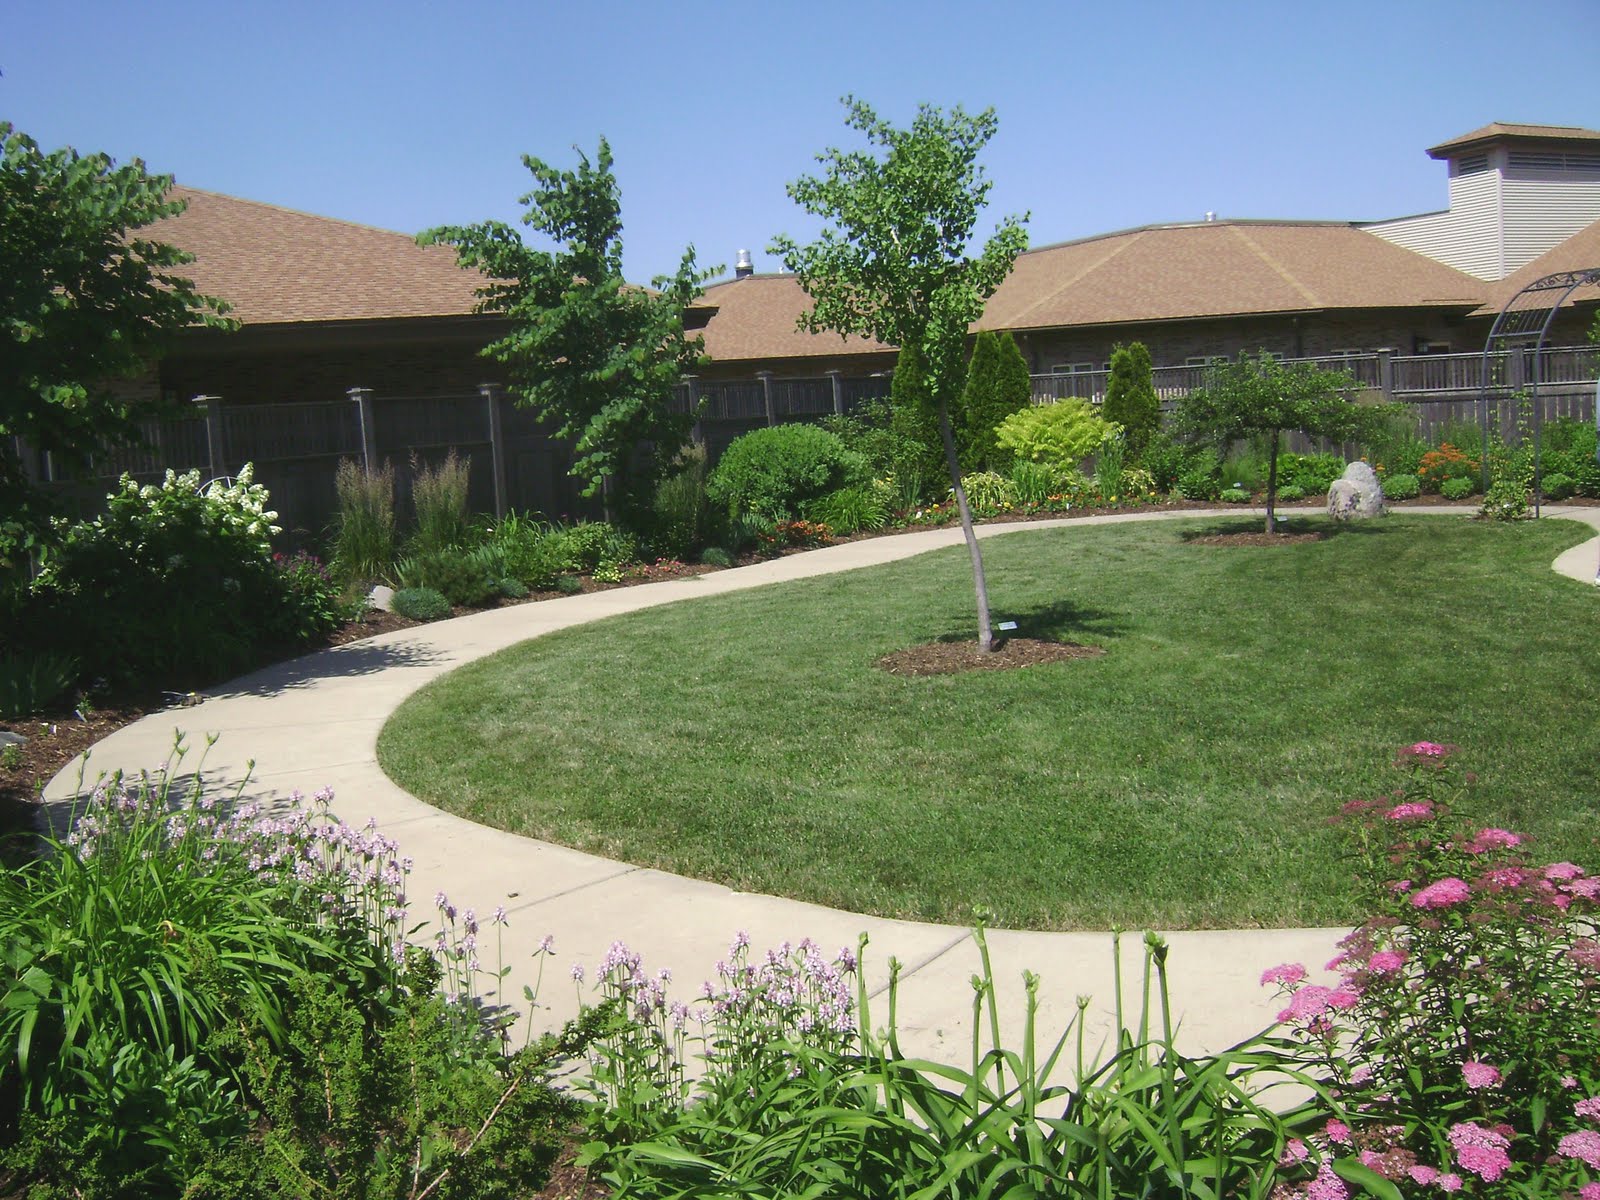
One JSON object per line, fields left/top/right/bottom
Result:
{"left": 771, "top": 98, "right": 1028, "bottom": 653}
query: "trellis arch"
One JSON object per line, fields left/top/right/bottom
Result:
{"left": 1479, "top": 268, "right": 1600, "bottom": 515}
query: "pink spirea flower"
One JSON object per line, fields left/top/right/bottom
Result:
{"left": 1306, "top": 1161, "right": 1350, "bottom": 1200}
{"left": 1326, "top": 1118, "right": 1353, "bottom": 1145}
{"left": 1277, "top": 985, "right": 1360, "bottom": 1024}
{"left": 1368, "top": 950, "right": 1406, "bottom": 974}
{"left": 1387, "top": 802, "right": 1435, "bottom": 821}
{"left": 1576, "top": 1096, "right": 1600, "bottom": 1120}
{"left": 1407, "top": 1164, "right": 1439, "bottom": 1185}
{"left": 1466, "top": 827, "right": 1521, "bottom": 853}
{"left": 1567, "top": 877, "right": 1600, "bottom": 900}
{"left": 1437, "top": 1172, "right": 1463, "bottom": 1193}
{"left": 1453, "top": 1143, "right": 1511, "bottom": 1181}
{"left": 1411, "top": 877, "right": 1471, "bottom": 909}
{"left": 1560, "top": 1129, "right": 1600, "bottom": 1169}
{"left": 1462, "top": 1061, "right": 1502, "bottom": 1090}
{"left": 1261, "top": 962, "right": 1308, "bottom": 987}
{"left": 1546, "top": 862, "right": 1586, "bottom": 881}
{"left": 1280, "top": 1138, "right": 1310, "bottom": 1165}
{"left": 1563, "top": 1076, "right": 1580, "bottom": 1089}
{"left": 1579, "top": 1182, "right": 1600, "bottom": 1200}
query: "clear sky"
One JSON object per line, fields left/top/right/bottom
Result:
{"left": 6, "top": 0, "right": 1600, "bottom": 285}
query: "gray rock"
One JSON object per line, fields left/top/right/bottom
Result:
{"left": 1327, "top": 462, "right": 1386, "bottom": 520}
{"left": 0, "top": 730, "right": 25, "bottom": 749}
{"left": 367, "top": 584, "right": 396, "bottom": 613}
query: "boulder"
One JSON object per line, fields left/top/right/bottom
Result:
{"left": 367, "top": 584, "right": 396, "bottom": 613}
{"left": 1328, "top": 462, "right": 1386, "bottom": 520}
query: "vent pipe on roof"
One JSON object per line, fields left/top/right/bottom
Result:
{"left": 735, "top": 249, "right": 754, "bottom": 279}
{"left": 1204, "top": 211, "right": 1216, "bottom": 222}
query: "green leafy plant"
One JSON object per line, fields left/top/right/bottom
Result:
{"left": 331, "top": 458, "right": 397, "bottom": 585}
{"left": 1008, "top": 458, "right": 1060, "bottom": 507}
{"left": 1542, "top": 471, "right": 1576, "bottom": 501}
{"left": 391, "top": 586, "right": 452, "bottom": 622}
{"left": 707, "top": 424, "right": 864, "bottom": 521}
{"left": 956, "top": 330, "right": 1031, "bottom": 471}
{"left": 394, "top": 544, "right": 505, "bottom": 608}
{"left": 553, "top": 574, "right": 583, "bottom": 596}
{"left": 995, "top": 398, "right": 1120, "bottom": 470}
{"left": 1274, "top": 452, "right": 1346, "bottom": 495}
{"left": 555, "top": 521, "right": 637, "bottom": 574}
{"left": 1177, "top": 462, "right": 1222, "bottom": 501}
{"left": 806, "top": 484, "right": 890, "bottom": 535}
{"left": 0, "top": 650, "right": 78, "bottom": 719}
{"left": 1276, "top": 484, "right": 1306, "bottom": 503}
{"left": 1382, "top": 472, "right": 1420, "bottom": 500}
{"left": 1221, "top": 483, "right": 1252, "bottom": 503}
{"left": 957, "top": 470, "right": 1017, "bottom": 515}
{"left": 1094, "top": 433, "right": 1126, "bottom": 503}
{"left": 648, "top": 446, "right": 711, "bottom": 560}
{"left": 1440, "top": 476, "right": 1476, "bottom": 501}
{"left": 699, "top": 547, "right": 734, "bottom": 568}
{"left": 271, "top": 551, "right": 351, "bottom": 644}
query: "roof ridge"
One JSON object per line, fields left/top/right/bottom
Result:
{"left": 1004, "top": 231, "right": 1147, "bottom": 326}
{"left": 1225, "top": 224, "right": 1323, "bottom": 308}
{"left": 171, "top": 184, "right": 449, "bottom": 248}
{"left": 1019, "top": 218, "right": 1356, "bottom": 258}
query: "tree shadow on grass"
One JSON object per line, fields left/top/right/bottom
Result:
{"left": 930, "top": 597, "right": 1122, "bottom": 647}
{"left": 1176, "top": 515, "right": 1396, "bottom": 542}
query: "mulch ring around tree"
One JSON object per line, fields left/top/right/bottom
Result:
{"left": 1184, "top": 530, "right": 1328, "bottom": 547}
{"left": 876, "top": 637, "right": 1105, "bottom": 676}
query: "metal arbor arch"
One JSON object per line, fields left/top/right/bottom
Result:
{"left": 1479, "top": 267, "right": 1600, "bottom": 516}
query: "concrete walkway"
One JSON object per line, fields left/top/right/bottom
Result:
{"left": 44, "top": 505, "right": 1600, "bottom": 1069}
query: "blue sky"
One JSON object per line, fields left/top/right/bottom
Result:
{"left": 7, "top": 0, "right": 1600, "bottom": 285}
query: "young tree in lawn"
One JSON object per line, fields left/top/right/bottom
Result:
{"left": 0, "top": 123, "right": 233, "bottom": 568}
{"left": 771, "top": 98, "right": 1028, "bottom": 652}
{"left": 1172, "top": 352, "right": 1387, "bottom": 533}
{"left": 1102, "top": 341, "right": 1160, "bottom": 462}
{"left": 419, "top": 139, "right": 711, "bottom": 524}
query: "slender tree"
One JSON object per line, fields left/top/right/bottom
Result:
{"left": 1172, "top": 352, "right": 1389, "bottom": 533}
{"left": 1102, "top": 342, "right": 1160, "bottom": 461}
{"left": 771, "top": 98, "right": 1028, "bottom": 651}
{"left": 0, "top": 123, "right": 233, "bottom": 566}
{"left": 420, "top": 139, "right": 711, "bottom": 522}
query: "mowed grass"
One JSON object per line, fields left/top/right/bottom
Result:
{"left": 378, "top": 516, "right": 1600, "bottom": 930}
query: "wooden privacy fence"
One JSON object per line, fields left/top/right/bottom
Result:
{"left": 1029, "top": 345, "right": 1600, "bottom": 444}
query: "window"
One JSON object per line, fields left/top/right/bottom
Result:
{"left": 1049, "top": 362, "right": 1097, "bottom": 375}
{"left": 1414, "top": 339, "right": 1451, "bottom": 356}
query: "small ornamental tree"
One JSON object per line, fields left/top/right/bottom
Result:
{"left": 0, "top": 123, "right": 234, "bottom": 568}
{"left": 1102, "top": 342, "right": 1160, "bottom": 462}
{"left": 420, "top": 139, "right": 711, "bottom": 524}
{"left": 771, "top": 98, "right": 1028, "bottom": 652}
{"left": 957, "top": 330, "right": 1031, "bottom": 472}
{"left": 1172, "top": 351, "right": 1388, "bottom": 533}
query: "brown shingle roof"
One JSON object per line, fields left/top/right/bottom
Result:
{"left": 154, "top": 186, "right": 485, "bottom": 325}
{"left": 695, "top": 274, "right": 893, "bottom": 360}
{"left": 1476, "top": 217, "right": 1600, "bottom": 315}
{"left": 976, "top": 221, "right": 1486, "bottom": 332}
{"left": 1427, "top": 122, "right": 1600, "bottom": 160}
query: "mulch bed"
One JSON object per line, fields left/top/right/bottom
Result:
{"left": 876, "top": 637, "right": 1105, "bottom": 676}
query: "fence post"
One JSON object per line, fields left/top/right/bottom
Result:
{"left": 757, "top": 371, "right": 775, "bottom": 427}
{"left": 480, "top": 382, "right": 508, "bottom": 519}
{"left": 826, "top": 370, "right": 844, "bottom": 415}
{"left": 682, "top": 375, "right": 704, "bottom": 447}
{"left": 348, "top": 387, "right": 377, "bottom": 473}
{"left": 193, "top": 394, "right": 225, "bottom": 478}
{"left": 1376, "top": 350, "right": 1393, "bottom": 403}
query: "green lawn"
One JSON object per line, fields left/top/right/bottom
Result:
{"left": 378, "top": 516, "right": 1600, "bottom": 930}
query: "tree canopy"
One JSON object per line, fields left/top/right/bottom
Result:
{"left": 420, "top": 139, "right": 711, "bottom": 519}
{"left": 1102, "top": 342, "right": 1160, "bottom": 462}
{"left": 0, "top": 123, "right": 233, "bottom": 565}
{"left": 771, "top": 97, "right": 1028, "bottom": 650}
{"left": 1172, "top": 352, "right": 1388, "bottom": 532}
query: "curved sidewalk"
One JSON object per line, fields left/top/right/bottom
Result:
{"left": 45, "top": 506, "right": 1600, "bottom": 1069}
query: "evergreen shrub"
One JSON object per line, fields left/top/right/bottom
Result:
{"left": 707, "top": 425, "right": 865, "bottom": 521}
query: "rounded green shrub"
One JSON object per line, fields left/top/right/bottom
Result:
{"left": 805, "top": 485, "right": 889, "bottom": 535}
{"left": 1440, "top": 476, "right": 1476, "bottom": 501}
{"left": 553, "top": 574, "right": 584, "bottom": 595}
{"left": 393, "top": 545, "right": 503, "bottom": 608}
{"left": 707, "top": 425, "right": 865, "bottom": 521}
{"left": 1177, "top": 468, "right": 1221, "bottom": 501}
{"left": 391, "top": 587, "right": 452, "bottom": 621}
{"left": 1541, "top": 471, "right": 1575, "bottom": 501}
{"left": 994, "top": 399, "right": 1119, "bottom": 471}
{"left": 957, "top": 471, "right": 1017, "bottom": 514}
{"left": 699, "top": 547, "right": 734, "bottom": 568}
{"left": 1275, "top": 484, "right": 1306, "bottom": 503}
{"left": 1220, "top": 485, "right": 1252, "bottom": 504}
{"left": 498, "top": 577, "right": 529, "bottom": 600}
{"left": 1383, "top": 473, "right": 1420, "bottom": 501}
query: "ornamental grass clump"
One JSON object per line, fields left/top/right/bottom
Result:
{"left": 1263, "top": 742, "right": 1600, "bottom": 1199}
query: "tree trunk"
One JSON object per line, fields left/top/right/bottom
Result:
{"left": 937, "top": 398, "right": 994, "bottom": 653}
{"left": 1264, "top": 428, "right": 1280, "bottom": 534}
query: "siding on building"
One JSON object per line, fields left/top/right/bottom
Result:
{"left": 1502, "top": 168, "right": 1600, "bottom": 274}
